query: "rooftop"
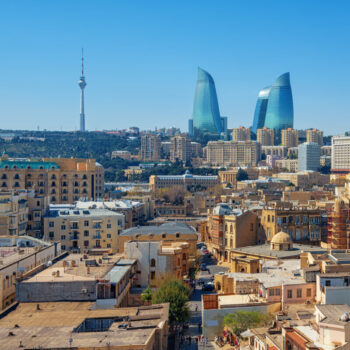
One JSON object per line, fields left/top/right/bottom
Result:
{"left": 218, "top": 294, "right": 265, "bottom": 308}
{"left": 316, "top": 304, "right": 350, "bottom": 326}
{"left": 0, "top": 302, "right": 169, "bottom": 349}
{"left": 45, "top": 208, "right": 124, "bottom": 218}
{"left": 120, "top": 222, "right": 196, "bottom": 236}
{"left": 0, "top": 160, "right": 59, "bottom": 169}
{"left": 231, "top": 243, "right": 326, "bottom": 259}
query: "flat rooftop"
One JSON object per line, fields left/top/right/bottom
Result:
{"left": 0, "top": 302, "right": 169, "bottom": 349}
{"left": 218, "top": 294, "right": 265, "bottom": 308}
{"left": 231, "top": 243, "right": 327, "bottom": 259}
{"left": 120, "top": 222, "right": 196, "bottom": 236}
{"left": 22, "top": 253, "right": 123, "bottom": 283}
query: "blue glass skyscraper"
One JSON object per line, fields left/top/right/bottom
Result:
{"left": 191, "top": 67, "right": 222, "bottom": 135}
{"left": 252, "top": 86, "right": 271, "bottom": 134}
{"left": 252, "top": 72, "right": 294, "bottom": 133}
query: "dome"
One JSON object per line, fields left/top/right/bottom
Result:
{"left": 271, "top": 231, "right": 292, "bottom": 244}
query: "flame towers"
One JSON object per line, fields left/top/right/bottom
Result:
{"left": 252, "top": 72, "right": 294, "bottom": 134}
{"left": 189, "top": 67, "right": 225, "bottom": 135}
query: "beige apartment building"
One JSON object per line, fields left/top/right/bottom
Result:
{"left": 0, "top": 156, "right": 104, "bottom": 204}
{"left": 257, "top": 127, "right": 274, "bottom": 146}
{"left": 262, "top": 145, "right": 287, "bottom": 157}
{"left": 206, "top": 140, "right": 261, "bottom": 167}
{"left": 170, "top": 134, "right": 191, "bottom": 163}
{"left": 307, "top": 128, "right": 323, "bottom": 146}
{"left": 281, "top": 128, "right": 298, "bottom": 148}
{"left": 273, "top": 171, "right": 330, "bottom": 188}
{"left": 0, "top": 190, "right": 29, "bottom": 236}
{"left": 275, "top": 159, "right": 298, "bottom": 172}
{"left": 232, "top": 126, "right": 251, "bottom": 142}
{"left": 331, "top": 135, "right": 350, "bottom": 173}
{"left": 140, "top": 133, "right": 161, "bottom": 161}
{"left": 43, "top": 206, "right": 124, "bottom": 253}
{"left": 218, "top": 168, "right": 259, "bottom": 185}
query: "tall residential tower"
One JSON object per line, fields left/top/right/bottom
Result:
{"left": 78, "top": 49, "right": 87, "bottom": 132}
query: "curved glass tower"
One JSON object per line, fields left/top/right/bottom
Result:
{"left": 252, "top": 86, "right": 271, "bottom": 134}
{"left": 192, "top": 67, "right": 222, "bottom": 134}
{"left": 264, "top": 72, "right": 294, "bottom": 131}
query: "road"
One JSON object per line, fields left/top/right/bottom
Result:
{"left": 179, "top": 251, "right": 228, "bottom": 349}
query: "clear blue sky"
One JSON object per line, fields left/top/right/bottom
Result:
{"left": 0, "top": 1, "right": 349, "bottom": 135}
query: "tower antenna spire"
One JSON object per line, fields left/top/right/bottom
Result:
{"left": 81, "top": 48, "right": 84, "bottom": 76}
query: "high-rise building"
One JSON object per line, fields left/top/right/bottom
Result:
{"left": 252, "top": 86, "right": 270, "bottom": 134}
{"left": 232, "top": 127, "right": 251, "bottom": 142}
{"left": 257, "top": 127, "right": 274, "bottom": 146}
{"left": 78, "top": 49, "right": 87, "bottom": 132}
{"left": 281, "top": 128, "right": 298, "bottom": 148}
{"left": 298, "top": 142, "right": 321, "bottom": 172}
{"left": 331, "top": 136, "right": 350, "bottom": 173}
{"left": 170, "top": 135, "right": 192, "bottom": 163}
{"left": 307, "top": 129, "right": 323, "bottom": 146}
{"left": 206, "top": 141, "right": 261, "bottom": 167}
{"left": 191, "top": 67, "right": 223, "bottom": 135}
{"left": 140, "top": 133, "right": 161, "bottom": 161}
{"left": 252, "top": 73, "right": 294, "bottom": 133}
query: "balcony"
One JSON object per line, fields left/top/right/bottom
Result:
{"left": 93, "top": 235, "right": 101, "bottom": 239}
{"left": 70, "top": 235, "right": 79, "bottom": 240}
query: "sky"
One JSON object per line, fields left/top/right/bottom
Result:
{"left": 0, "top": 1, "right": 349, "bottom": 135}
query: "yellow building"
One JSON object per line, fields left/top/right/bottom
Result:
{"left": 170, "top": 135, "right": 192, "bottom": 163}
{"left": 206, "top": 140, "right": 261, "bottom": 167}
{"left": 43, "top": 207, "right": 125, "bottom": 253}
{"left": 232, "top": 126, "right": 251, "bottom": 142}
{"left": 261, "top": 207, "right": 322, "bottom": 242}
{"left": 257, "top": 127, "right": 274, "bottom": 146}
{"left": 140, "top": 133, "right": 161, "bottom": 161}
{"left": 0, "top": 157, "right": 103, "bottom": 204}
{"left": 275, "top": 159, "right": 298, "bottom": 172}
{"left": 281, "top": 128, "right": 298, "bottom": 148}
{"left": 0, "top": 190, "right": 29, "bottom": 236}
{"left": 307, "top": 128, "right": 323, "bottom": 146}
{"left": 218, "top": 167, "right": 259, "bottom": 185}
{"left": 273, "top": 171, "right": 330, "bottom": 188}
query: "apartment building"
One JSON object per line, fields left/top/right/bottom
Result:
{"left": 262, "top": 145, "right": 287, "bottom": 157}
{"left": 0, "top": 235, "right": 61, "bottom": 309}
{"left": 125, "top": 240, "right": 190, "bottom": 287}
{"left": 0, "top": 156, "right": 103, "bottom": 204}
{"left": 27, "top": 192, "right": 49, "bottom": 238}
{"left": 298, "top": 142, "right": 321, "bottom": 171}
{"left": 273, "top": 171, "right": 330, "bottom": 188}
{"left": 206, "top": 140, "right": 261, "bottom": 167}
{"left": 257, "top": 127, "right": 274, "bottom": 146}
{"left": 281, "top": 128, "right": 298, "bottom": 148}
{"left": 261, "top": 207, "right": 323, "bottom": 242}
{"left": 140, "top": 133, "right": 161, "bottom": 161}
{"left": 149, "top": 170, "right": 219, "bottom": 192}
{"left": 43, "top": 206, "right": 124, "bottom": 253}
{"left": 306, "top": 128, "right": 323, "bottom": 146}
{"left": 332, "top": 135, "right": 350, "bottom": 173}
{"left": 170, "top": 134, "right": 191, "bottom": 163}
{"left": 231, "top": 126, "right": 251, "bottom": 142}
{"left": 275, "top": 159, "right": 298, "bottom": 172}
{"left": 0, "top": 190, "right": 29, "bottom": 236}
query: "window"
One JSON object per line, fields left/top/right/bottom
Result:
{"left": 84, "top": 221, "right": 89, "bottom": 227}
{"left": 107, "top": 244, "right": 111, "bottom": 248}
{"left": 325, "top": 280, "right": 331, "bottom": 287}
{"left": 84, "top": 230, "right": 89, "bottom": 237}
{"left": 107, "top": 234, "right": 111, "bottom": 238}
{"left": 61, "top": 225, "right": 66, "bottom": 230}
{"left": 49, "top": 221, "right": 54, "bottom": 228}
{"left": 107, "top": 224, "right": 111, "bottom": 229}
{"left": 176, "top": 233, "right": 180, "bottom": 238}
{"left": 150, "top": 259, "right": 156, "bottom": 267}
{"left": 250, "top": 223, "right": 254, "bottom": 231}
{"left": 151, "top": 271, "right": 155, "bottom": 280}
{"left": 275, "top": 288, "right": 280, "bottom": 296}
{"left": 162, "top": 234, "right": 166, "bottom": 238}
{"left": 297, "top": 289, "right": 302, "bottom": 298}
{"left": 287, "top": 290, "right": 292, "bottom": 299}
{"left": 268, "top": 215, "right": 270, "bottom": 222}
{"left": 49, "top": 232, "right": 54, "bottom": 239}
{"left": 84, "top": 241, "right": 89, "bottom": 247}
{"left": 306, "top": 288, "right": 311, "bottom": 297}
{"left": 62, "top": 245, "right": 66, "bottom": 250}
{"left": 269, "top": 289, "right": 274, "bottom": 296}
{"left": 61, "top": 235, "right": 66, "bottom": 240}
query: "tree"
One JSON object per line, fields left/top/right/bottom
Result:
{"left": 141, "top": 286, "right": 152, "bottom": 304}
{"left": 236, "top": 168, "right": 249, "bottom": 182}
{"left": 152, "top": 278, "right": 191, "bottom": 326}
{"left": 224, "top": 311, "right": 273, "bottom": 336}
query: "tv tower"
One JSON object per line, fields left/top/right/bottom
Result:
{"left": 78, "top": 49, "right": 87, "bottom": 132}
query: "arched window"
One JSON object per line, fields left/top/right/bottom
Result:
{"left": 150, "top": 259, "right": 156, "bottom": 267}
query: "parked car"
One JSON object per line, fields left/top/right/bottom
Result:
{"left": 200, "top": 263, "right": 207, "bottom": 271}
{"left": 202, "top": 283, "right": 215, "bottom": 291}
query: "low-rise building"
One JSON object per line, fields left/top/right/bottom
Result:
{"left": 275, "top": 159, "right": 298, "bottom": 172}
{"left": 43, "top": 206, "right": 125, "bottom": 253}
{"left": 0, "top": 235, "right": 61, "bottom": 309}
{"left": 150, "top": 170, "right": 219, "bottom": 192}
{"left": 262, "top": 145, "right": 287, "bottom": 157}
{"left": 272, "top": 171, "right": 330, "bottom": 188}
{"left": 125, "top": 240, "right": 189, "bottom": 287}
{"left": 0, "top": 302, "right": 169, "bottom": 350}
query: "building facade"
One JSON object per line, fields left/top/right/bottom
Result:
{"left": 281, "top": 128, "right": 298, "bottom": 148}
{"left": 298, "top": 142, "right": 321, "bottom": 171}
{"left": 331, "top": 135, "right": 350, "bottom": 173}
{"left": 306, "top": 128, "right": 323, "bottom": 146}
{"left": 232, "top": 127, "right": 251, "bottom": 142}
{"left": 170, "top": 135, "right": 192, "bottom": 163}
{"left": 140, "top": 133, "right": 161, "bottom": 161}
{"left": 257, "top": 127, "right": 274, "bottom": 146}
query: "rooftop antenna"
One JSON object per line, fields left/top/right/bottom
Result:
{"left": 81, "top": 48, "right": 84, "bottom": 76}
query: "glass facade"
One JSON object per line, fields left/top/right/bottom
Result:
{"left": 191, "top": 67, "right": 222, "bottom": 134}
{"left": 252, "top": 72, "right": 294, "bottom": 133}
{"left": 252, "top": 86, "right": 271, "bottom": 134}
{"left": 264, "top": 73, "right": 294, "bottom": 131}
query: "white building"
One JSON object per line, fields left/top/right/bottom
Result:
{"left": 298, "top": 142, "right": 320, "bottom": 172}
{"left": 332, "top": 135, "right": 350, "bottom": 173}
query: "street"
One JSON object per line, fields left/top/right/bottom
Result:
{"left": 179, "top": 251, "right": 228, "bottom": 349}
